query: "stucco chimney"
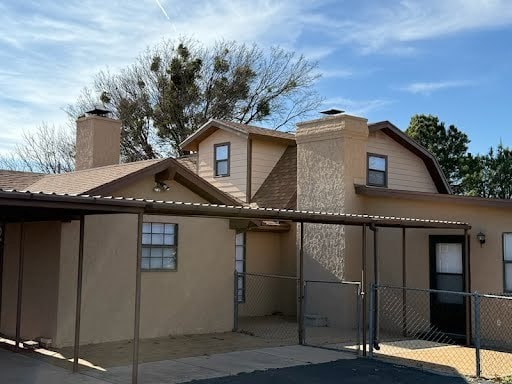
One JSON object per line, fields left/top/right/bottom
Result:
{"left": 295, "top": 113, "right": 369, "bottom": 281}
{"left": 75, "top": 109, "right": 121, "bottom": 171}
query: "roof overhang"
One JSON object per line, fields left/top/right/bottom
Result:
{"left": 355, "top": 184, "right": 512, "bottom": 209}
{"left": 181, "top": 119, "right": 295, "bottom": 152}
{"left": 0, "top": 189, "right": 470, "bottom": 229}
{"left": 368, "top": 121, "right": 451, "bottom": 194}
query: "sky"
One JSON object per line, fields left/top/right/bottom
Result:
{"left": 1, "top": 0, "right": 512, "bottom": 155}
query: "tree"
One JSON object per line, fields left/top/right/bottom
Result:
{"left": 460, "top": 144, "right": 512, "bottom": 199}
{"left": 405, "top": 114, "right": 469, "bottom": 190}
{"left": 66, "top": 39, "right": 322, "bottom": 159}
{"left": 0, "top": 123, "right": 75, "bottom": 174}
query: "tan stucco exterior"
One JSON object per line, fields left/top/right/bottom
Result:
{"left": 1, "top": 222, "right": 61, "bottom": 342}
{"left": 75, "top": 115, "right": 121, "bottom": 171}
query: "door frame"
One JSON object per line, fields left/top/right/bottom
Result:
{"left": 429, "top": 235, "right": 467, "bottom": 338}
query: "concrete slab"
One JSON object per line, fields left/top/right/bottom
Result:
{"left": 0, "top": 349, "right": 109, "bottom": 384}
{"left": 256, "top": 345, "right": 355, "bottom": 364}
{"left": 177, "top": 350, "right": 304, "bottom": 375}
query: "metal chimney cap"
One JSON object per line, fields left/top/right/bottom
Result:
{"left": 320, "top": 109, "right": 345, "bottom": 115}
{"left": 85, "top": 107, "right": 111, "bottom": 117}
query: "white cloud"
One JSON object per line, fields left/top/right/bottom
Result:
{"left": 400, "top": 80, "right": 472, "bottom": 95}
{"left": 0, "top": 0, "right": 327, "bottom": 150}
{"left": 332, "top": 0, "right": 512, "bottom": 53}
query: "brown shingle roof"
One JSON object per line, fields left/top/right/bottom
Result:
{"left": 181, "top": 119, "right": 295, "bottom": 151}
{"left": 252, "top": 146, "right": 297, "bottom": 209}
{"left": 27, "top": 159, "right": 164, "bottom": 195}
{"left": 176, "top": 154, "right": 197, "bottom": 173}
{"left": 0, "top": 170, "right": 44, "bottom": 190}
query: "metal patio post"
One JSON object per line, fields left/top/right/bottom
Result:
{"left": 298, "top": 222, "right": 305, "bottom": 345}
{"left": 73, "top": 216, "right": 85, "bottom": 373}
{"left": 132, "top": 213, "right": 143, "bottom": 384}
{"left": 15, "top": 222, "right": 25, "bottom": 350}
{"left": 368, "top": 283, "right": 375, "bottom": 358}
{"left": 361, "top": 224, "right": 367, "bottom": 356}
{"left": 233, "top": 270, "right": 239, "bottom": 332}
{"left": 402, "top": 227, "right": 407, "bottom": 337}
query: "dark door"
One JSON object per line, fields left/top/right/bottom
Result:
{"left": 429, "top": 235, "right": 466, "bottom": 336}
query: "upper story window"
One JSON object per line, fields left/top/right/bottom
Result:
{"left": 367, "top": 153, "right": 388, "bottom": 187}
{"left": 141, "top": 222, "right": 178, "bottom": 271}
{"left": 214, "top": 143, "right": 230, "bottom": 177}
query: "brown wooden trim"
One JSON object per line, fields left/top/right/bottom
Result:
{"left": 246, "top": 138, "right": 252, "bottom": 202}
{"left": 247, "top": 133, "right": 296, "bottom": 146}
{"left": 355, "top": 184, "right": 512, "bottom": 209}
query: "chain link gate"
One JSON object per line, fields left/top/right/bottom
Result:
{"left": 368, "top": 284, "right": 512, "bottom": 379}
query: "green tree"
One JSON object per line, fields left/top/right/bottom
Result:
{"left": 405, "top": 114, "right": 470, "bottom": 190}
{"left": 67, "top": 39, "right": 322, "bottom": 160}
{"left": 461, "top": 144, "right": 512, "bottom": 199}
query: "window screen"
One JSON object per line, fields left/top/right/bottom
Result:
{"left": 367, "top": 154, "right": 387, "bottom": 187}
{"left": 215, "top": 143, "right": 230, "bottom": 177}
{"left": 504, "top": 233, "right": 512, "bottom": 292}
{"left": 141, "top": 222, "right": 177, "bottom": 271}
{"left": 235, "top": 232, "right": 246, "bottom": 302}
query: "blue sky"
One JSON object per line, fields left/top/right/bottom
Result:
{"left": 1, "top": 0, "right": 512, "bottom": 155}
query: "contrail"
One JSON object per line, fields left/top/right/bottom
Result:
{"left": 154, "top": 0, "right": 177, "bottom": 32}
{"left": 155, "top": 0, "right": 170, "bottom": 20}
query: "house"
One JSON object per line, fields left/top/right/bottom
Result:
{"left": 0, "top": 109, "right": 511, "bottom": 350}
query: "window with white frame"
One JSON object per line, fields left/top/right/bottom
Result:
{"left": 235, "top": 232, "right": 246, "bottom": 302}
{"left": 214, "top": 143, "right": 230, "bottom": 177}
{"left": 142, "top": 222, "right": 177, "bottom": 271}
{"left": 504, "top": 233, "right": 512, "bottom": 292}
{"left": 367, "top": 153, "right": 388, "bottom": 187}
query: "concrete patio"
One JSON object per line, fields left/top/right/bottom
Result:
{"left": 0, "top": 344, "right": 354, "bottom": 384}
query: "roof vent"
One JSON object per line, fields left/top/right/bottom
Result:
{"left": 85, "top": 107, "right": 111, "bottom": 118}
{"left": 320, "top": 109, "right": 344, "bottom": 115}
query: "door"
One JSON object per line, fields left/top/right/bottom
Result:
{"left": 429, "top": 235, "right": 466, "bottom": 336}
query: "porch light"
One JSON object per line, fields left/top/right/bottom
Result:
{"left": 477, "top": 232, "right": 486, "bottom": 247}
{"left": 153, "top": 181, "right": 170, "bottom": 193}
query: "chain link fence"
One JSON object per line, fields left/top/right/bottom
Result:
{"left": 368, "top": 285, "right": 512, "bottom": 379}
{"left": 303, "top": 280, "right": 361, "bottom": 353}
{"left": 234, "top": 272, "right": 299, "bottom": 345}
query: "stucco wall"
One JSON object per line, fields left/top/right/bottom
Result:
{"left": 251, "top": 139, "right": 287, "bottom": 197}
{"left": 366, "top": 130, "right": 438, "bottom": 193}
{"left": 198, "top": 129, "right": 247, "bottom": 201}
{"left": 54, "top": 175, "right": 236, "bottom": 347}
{"left": 1, "top": 222, "right": 61, "bottom": 342}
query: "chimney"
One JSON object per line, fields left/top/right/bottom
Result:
{"left": 75, "top": 108, "right": 121, "bottom": 171}
{"left": 295, "top": 112, "right": 369, "bottom": 281}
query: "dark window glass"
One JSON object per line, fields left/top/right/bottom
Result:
{"left": 367, "top": 154, "right": 387, "bottom": 187}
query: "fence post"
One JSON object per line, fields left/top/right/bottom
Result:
{"left": 368, "top": 283, "right": 375, "bottom": 358}
{"left": 356, "top": 284, "right": 362, "bottom": 355}
{"left": 474, "top": 292, "right": 481, "bottom": 378}
{"left": 233, "top": 270, "right": 239, "bottom": 332}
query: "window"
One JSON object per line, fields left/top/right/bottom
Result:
{"left": 367, "top": 153, "right": 387, "bottom": 187}
{"left": 504, "top": 233, "right": 512, "bottom": 292}
{"left": 235, "top": 232, "right": 246, "bottom": 302}
{"left": 214, "top": 143, "right": 230, "bottom": 177}
{"left": 141, "top": 222, "right": 177, "bottom": 271}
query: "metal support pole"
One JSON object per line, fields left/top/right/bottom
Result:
{"left": 368, "top": 283, "right": 375, "bottom": 358}
{"left": 464, "top": 228, "right": 471, "bottom": 346}
{"left": 372, "top": 225, "right": 380, "bottom": 349}
{"left": 361, "top": 224, "right": 367, "bottom": 356}
{"left": 474, "top": 292, "right": 481, "bottom": 378}
{"left": 356, "top": 284, "right": 361, "bottom": 355}
{"left": 233, "top": 270, "right": 239, "bottom": 332}
{"left": 73, "top": 216, "right": 85, "bottom": 373}
{"left": 402, "top": 227, "right": 407, "bottom": 337}
{"left": 298, "top": 222, "right": 305, "bottom": 345}
{"left": 15, "top": 222, "right": 25, "bottom": 350}
{"left": 303, "top": 281, "right": 308, "bottom": 344}
{"left": 132, "top": 213, "right": 143, "bottom": 384}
